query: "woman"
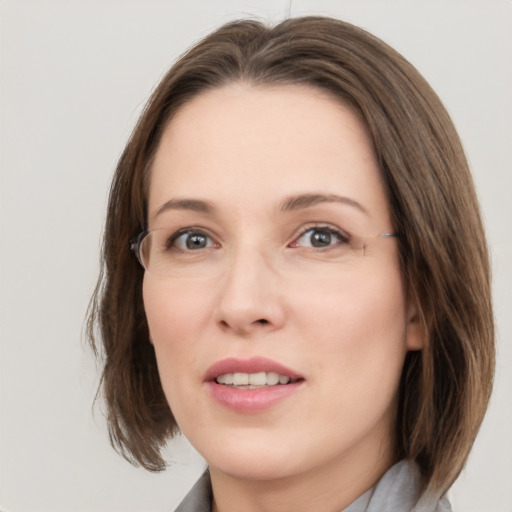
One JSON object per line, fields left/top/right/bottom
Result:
{"left": 88, "top": 16, "right": 494, "bottom": 512}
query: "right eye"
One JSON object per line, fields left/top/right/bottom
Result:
{"left": 168, "top": 229, "right": 217, "bottom": 251}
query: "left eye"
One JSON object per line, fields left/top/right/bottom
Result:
{"left": 291, "top": 227, "right": 349, "bottom": 249}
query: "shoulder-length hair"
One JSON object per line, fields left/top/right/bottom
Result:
{"left": 87, "top": 16, "right": 494, "bottom": 495}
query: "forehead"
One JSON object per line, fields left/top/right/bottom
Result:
{"left": 148, "top": 84, "right": 389, "bottom": 225}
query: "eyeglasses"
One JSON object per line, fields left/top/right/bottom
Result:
{"left": 130, "top": 226, "right": 398, "bottom": 277}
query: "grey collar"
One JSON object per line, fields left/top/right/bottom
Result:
{"left": 174, "top": 469, "right": 212, "bottom": 512}
{"left": 173, "top": 460, "right": 452, "bottom": 512}
{"left": 343, "top": 460, "right": 452, "bottom": 512}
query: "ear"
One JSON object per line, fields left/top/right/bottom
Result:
{"left": 405, "top": 302, "right": 425, "bottom": 351}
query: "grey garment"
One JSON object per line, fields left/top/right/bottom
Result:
{"left": 342, "top": 460, "right": 452, "bottom": 512}
{"left": 173, "top": 460, "right": 452, "bottom": 512}
{"left": 174, "top": 470, "right": 212, "bottom": 512}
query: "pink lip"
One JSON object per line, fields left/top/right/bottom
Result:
{"left": 204, "top": 357, "right": 305, "bottom": 413}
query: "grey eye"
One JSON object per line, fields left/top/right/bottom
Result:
{"left": 294, "top": 227, "right": 348, "bottom": 248}
{"left": 310, "top": 229, "right": 333, "bottom": 247}
{"left": 172, "top": 231, "right": 214, "bottom": 250}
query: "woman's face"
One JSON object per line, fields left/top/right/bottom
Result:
{"left": 143, "top": 84, "right": 422, "bottom": 484}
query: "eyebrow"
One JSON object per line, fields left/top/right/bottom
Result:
{"left": 280, "top": 193, "right": 369, "bottom": 215}
{"left": 154, "top": 193, "right": 368, "bottom": 218}
{"left": 155, "top": 198, "right": 215, "bottom": 216}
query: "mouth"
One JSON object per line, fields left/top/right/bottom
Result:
{"left": 205, "top": 356, "right": 304, "bottom": 385}
{"left": 204, "top": 357, "right": 304, "bottom": 412}
{"left": 215, "top": 371, "right": 300, "bottom": 389}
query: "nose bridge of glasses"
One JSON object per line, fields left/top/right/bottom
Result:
{"left": 225, "top": 239, "right": 280, "bottom": 283}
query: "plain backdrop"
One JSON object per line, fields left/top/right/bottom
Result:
{"left": 0, "top": 1, "right": 511, "bottom": 511}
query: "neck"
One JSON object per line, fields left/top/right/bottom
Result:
{"left": 210, "top": 445, "right": 395, "bottom": 512}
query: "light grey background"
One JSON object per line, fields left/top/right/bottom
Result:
{"left": 0, "top": 1, "right": 510, "bottom": 511}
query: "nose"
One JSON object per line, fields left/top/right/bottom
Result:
{"left": 215, "top": 246, "right": 286, "bottom": 336}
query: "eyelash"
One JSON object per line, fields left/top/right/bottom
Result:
{"left": 166, "top": 224, "right": 350, "bottom": 252}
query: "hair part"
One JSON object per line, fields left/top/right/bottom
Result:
{"left": 87, "top": 16, "right": 494, "bottom": 494}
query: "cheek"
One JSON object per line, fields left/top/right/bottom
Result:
{"left": 142, "top": 277, "right": 207, "bottom": 401}
{"left": 297, "top": 270, "right": 408, "bottom": 444}
{"left": 143, "top": 276, "right": 210, "bottom": 343}
{"left": 297, "top": 264, "right": 408, "bottom": 382}
{"left": 143, "top": 276, "right": 218, "bottom": 434}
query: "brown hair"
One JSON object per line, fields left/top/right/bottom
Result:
{"left": 87, "top": 16, "right": 494, "bottom": 494}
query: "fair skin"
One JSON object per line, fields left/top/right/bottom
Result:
{"left": 143, "top": 84, "right": 423, "bottom": 512}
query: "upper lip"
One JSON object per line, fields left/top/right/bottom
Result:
{"left": 204, "top": 356, "right": 303, "bottom": 382}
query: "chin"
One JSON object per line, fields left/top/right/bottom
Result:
{"left": 211, "top": 455, "right": 297, "bottom": 482}
{"left": 196, "top": 435, "right": 300, "bottom": 481}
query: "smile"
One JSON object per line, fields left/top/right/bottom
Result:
{"left": 205, "top": 357, "right": 305, "bottom": 412}
{"left": 216, "top": 371, "right": 293, "bottom": 387}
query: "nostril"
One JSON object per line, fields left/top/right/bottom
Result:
{"left": 257, "top": 319, "right": 269, "bottom": 325}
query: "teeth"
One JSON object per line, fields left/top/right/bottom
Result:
{"left": 215, "top": 372, "right": 292, "bottom": 387}
{"left": 266, "top": 372, "right": 279, "bottom": 385}
{"left": 233, "top": 373, "right": 249, "bottom": 386}
{"left": 216, "top": 373, "right": 232, "bottom": 385}
{"left": 249, "top": 372, "right": 266, "bottom": 385}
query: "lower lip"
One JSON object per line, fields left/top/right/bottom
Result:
{"left": 205, "top": 381, "right": 303, "bottom": 413}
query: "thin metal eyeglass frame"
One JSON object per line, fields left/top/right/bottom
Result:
{"left": 129, "top": 229, "right": 399, "bottom": 272}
